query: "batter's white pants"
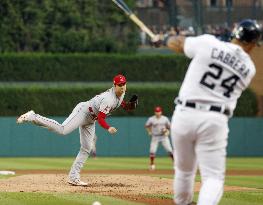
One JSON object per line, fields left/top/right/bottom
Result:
{"left": 150, "top": 136, "right": 173, "bottom": 154}
{"left": 171, "top": 105, "right": 229, "bottom": 205}
{"left": 30, "top": 102, "right": 96, "bottom": 181}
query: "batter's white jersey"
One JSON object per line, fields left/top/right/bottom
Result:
{"left": 88, "top": 87, "right": 125, "bottom": 117}
{"left": 171, "top": 34, "right": 257, "bottom": 204}
{"left": 178, "top": 34, "right": 256, "bottom": 113}
{"left": 145, "top": 115, "right": 170, "bottom": 136}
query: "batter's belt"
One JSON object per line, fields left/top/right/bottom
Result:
{"left": 176, "top": 99, "right": 231, "bottom": 116}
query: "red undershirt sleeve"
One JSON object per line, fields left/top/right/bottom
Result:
{"left": 97, "top": 112, "right": 110, "bottom": 130}
{"left": 121, "top": 100, "right": 126, "bottom": 109}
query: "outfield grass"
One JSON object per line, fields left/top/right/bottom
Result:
{"left": 0, "top": 157, "right": 173, "bottom": 170}
{"left": 225, "top": 176, "right": 263, "bottom": 189}
{"left": 226, "top": 158, "right": 263, "bottom": 170}
{"left": 0, "top": 157, "right": 262, "bottom": 205}
{"left": 1, "top": 157, "right": 262, "bottom": 171}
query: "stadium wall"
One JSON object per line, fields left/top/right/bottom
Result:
{"left": 0, "top": 117, "right": 262, "bottom": 157}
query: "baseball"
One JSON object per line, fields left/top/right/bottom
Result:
{"left": 92, "top": 201, "right": 102, "bottom": 205}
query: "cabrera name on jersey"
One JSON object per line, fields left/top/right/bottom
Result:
{"left": 179, "top": 34, "right": 256, "bottom": 112}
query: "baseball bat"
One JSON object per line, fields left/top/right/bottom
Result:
{"left": 112, "top": 0, "right": 157, "bottom": 40}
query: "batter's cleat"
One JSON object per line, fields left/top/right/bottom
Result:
{"left": 188, "top": 202, "right": 197, "bottom": 205}
{"left": 68, "top": 179, "right": 88, "bottom": 186}
{"left": 16, "top": 110, "right": 35, "bottom": 124}
{"left": 149, "top": 164, "right": 156, "bottom": 171}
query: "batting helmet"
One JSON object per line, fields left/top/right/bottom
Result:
{"left": 231, "top": 19, "right": 262, "bottom": 45}
{"left": 155, "top": 106, "right": 162, "bottom": 113}
{"left": 113, "top": 74, "right": 126, "bottom": 85}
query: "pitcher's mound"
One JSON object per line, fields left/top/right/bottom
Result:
{"left": 0, "top": 174, "right": 256, "bottom": 196}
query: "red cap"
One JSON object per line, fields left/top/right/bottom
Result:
{"left": 113, "top": 74, "right": 126, "bottom": 85}
{"left": 155, "top": 106, "right": 162, "bottom": 112}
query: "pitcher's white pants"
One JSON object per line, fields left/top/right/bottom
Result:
{"left": 30, "top": 102, "right": 96, "bottom": 181}
{"left": 171, "top": 105, "right": 229, "bottom": 205}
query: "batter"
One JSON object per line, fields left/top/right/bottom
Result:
{"left": 166, "top": 19, "right": 261, "bottom": 205}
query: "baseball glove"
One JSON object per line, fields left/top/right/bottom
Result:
{"left": 162, "top": 128, "right": 170, "bottom": 137}
{"left": 126, "top": 94, "right": 138, "bottom": 110}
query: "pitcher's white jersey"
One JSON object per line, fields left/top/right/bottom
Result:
{"left": 145, "top": 115, "right": 170, "bottom": 136}
{"left": 89, "top": 87, "right": 125, "bottom": 116}
{"left": 178, "top": 34, "right": 256, "bottom": 113}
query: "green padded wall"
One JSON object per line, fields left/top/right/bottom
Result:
{"left": 228, "top": 118, "right": 263, "bottom": 156}
{"left": 0, "top": 117, "right": 262, "bottom": 157}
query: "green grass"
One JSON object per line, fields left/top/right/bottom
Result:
{"left": 225, "top": 176, "right": 263, "bottom": 189}
{"left": 192, "top": 175, "right": 263, "bottom": 189}
{"left": 0, "top": 192, "right": 143, "bottom": 205}
{"left": 2, "top": 157, "right": 262, "bottom": 171}
{"left": 226, "top": 158, "right": 263, "bottom": 170}
{"left": 0, "top": 157, "right": 174, "bottom": 170}
{"left": 218, "top": 191, "right": 263, "bottom": 205}
{"left": 0, "top": 175, "right": 15, "bottom": 180}
{"left": 153, "top": 175, "right": 263, "bottom": 189}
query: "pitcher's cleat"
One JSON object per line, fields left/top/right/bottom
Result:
{"left": 149, "top": 164, "right": 156, "bottom": 171}
{"left": 68, "top": 179, "right": 88, "bottom": 186}
{"left": 16, "top": 110, "right": 35, "bottom": 124}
